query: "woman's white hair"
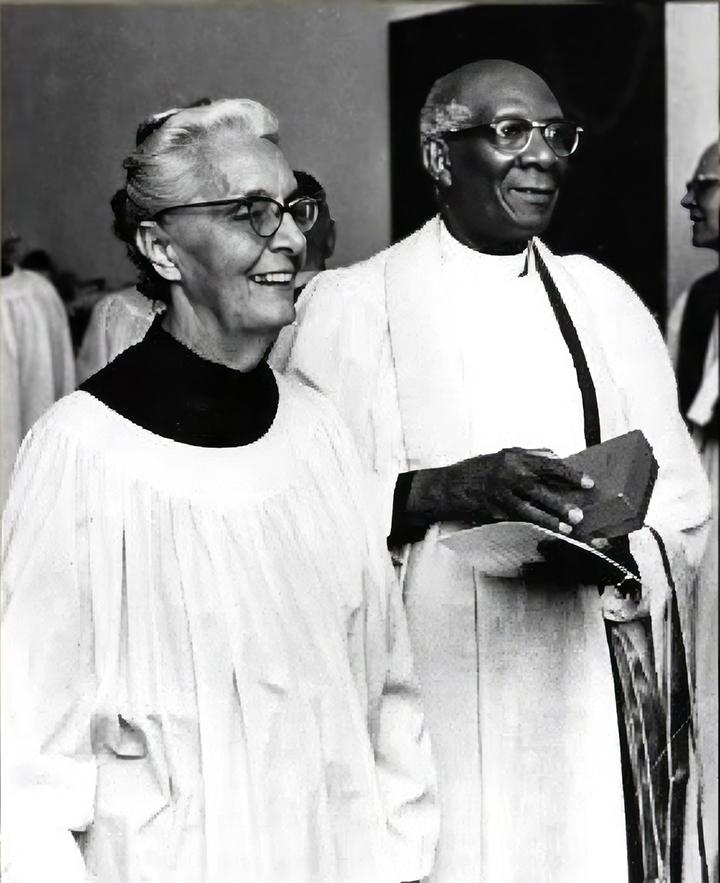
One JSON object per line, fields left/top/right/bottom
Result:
{"left": 112, "top": 98, "right": 280, "bottom": 301}
{"left": 124, "top": 98, "right": 280, "bottom": 216}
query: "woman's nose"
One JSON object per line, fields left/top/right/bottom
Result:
{"left": 271, "top": 212, "right": 307, "bottom": 256}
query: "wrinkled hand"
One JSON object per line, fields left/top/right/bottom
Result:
{"left": 424, "top": 447, "right": 595, "bottom": 534}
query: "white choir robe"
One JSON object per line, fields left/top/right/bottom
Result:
{"left": 75, "top": 287, "right": 163, "bottom": 384}
{"left": 1, "top": 266, "right": 75, "bottom": 509}
{"left": 271, "top": 216, "right": 712, "bottom": 883}
{"left": 1, "top": 375, "right": 438, "bottom": 883}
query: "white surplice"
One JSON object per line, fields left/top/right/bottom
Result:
{"left": 1, "top": 375, "right": 438, "bottom": 883}
{"left": 1, "top": 267, "right": 75, "bottom": 508}
{"left": 271, "top": 216, "right": 712, "bottom": 883}
{"left": 75, "top": 288, "right": 163, "bottom": 384}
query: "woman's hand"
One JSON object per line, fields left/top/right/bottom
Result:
{"left": 408, "top": 447, "right": 595, "bottom": 534}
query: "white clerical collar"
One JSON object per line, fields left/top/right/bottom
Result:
{"left": 438, "top": 217, "right": 529, "bottom": 279}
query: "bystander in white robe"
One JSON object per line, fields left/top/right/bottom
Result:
{"left": 271, "top": 216, "right": 711, "bottom": 883}
{"left": 668, "top": 288, "right": 719, "bottom": 878}
{"left": 1, "top": 375, "right": 438, "bottom": 883}
{"left": 75, "top": 287, "right": 163, "bottom": 384}
{"left": 0, "top": 266, "right": 75, "bottom": 507}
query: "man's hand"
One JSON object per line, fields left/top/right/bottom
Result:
{"left": 407, "top": 447, "right": 595, "bottom": 534}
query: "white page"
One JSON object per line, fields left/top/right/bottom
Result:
{"left": 439, "top": 521, "right": 635, "bottom": 580}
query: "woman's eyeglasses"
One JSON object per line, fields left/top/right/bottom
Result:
{"left": 155, "top": 195, "right": 320, "bottom": 238}
{"left": 446, "top": 117, "right": 584, "bottom": 158}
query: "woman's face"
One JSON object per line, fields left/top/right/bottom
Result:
{"left": 159, "top": 134, "right": 306, "bottom": 336}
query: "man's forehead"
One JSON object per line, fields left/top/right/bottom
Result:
{"left": 697, "top": 143, "right": 720, "bottom": 176}
{"left": 420, "top": 61, "right": 561, "bottom": 140}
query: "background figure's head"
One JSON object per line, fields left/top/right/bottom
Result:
{"left": 420, "top": 59, "right": 582, "bottom": 254}
{"left": 293, "top": 170, "right": 335, "bottom": 274}
{"left": 19, "top": 248, "right": 57, "bottom": 281}
{"left": 681, "top": 141, "right": 720, "bottom": 251}
{"left": 112, "top": 98, "right": 313, "bottom": 341}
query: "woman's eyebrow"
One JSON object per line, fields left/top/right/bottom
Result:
{"left": 238, "top": 188, "right": 271, "bottom": 198}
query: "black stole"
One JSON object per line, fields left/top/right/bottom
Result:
{"left": 677, "top": 268, "right": 719, "bottom": 437}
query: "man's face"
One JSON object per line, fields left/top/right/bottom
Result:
{"left": 681, "top": 148, "right": 720, "bottom": 250}
{"left": 440, "top": 79, "right": 569, "bottom": 250}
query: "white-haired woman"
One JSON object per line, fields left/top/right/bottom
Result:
{"left": 1, "top": 99, "right": 437, "bottom": 883}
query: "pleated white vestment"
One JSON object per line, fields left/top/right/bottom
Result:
{"left": 271, "top": 216, "right": 712, "bottom": 883}
{"left": 1, "top": 375, "right": 439, "bottom": 883}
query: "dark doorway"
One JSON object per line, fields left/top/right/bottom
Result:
{"left": 389, "top": 3, "right": 666, "bottom": 324}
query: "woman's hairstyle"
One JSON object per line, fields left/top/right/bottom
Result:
{"left": 111, "top": 98, "right": 280, "bottom": 301}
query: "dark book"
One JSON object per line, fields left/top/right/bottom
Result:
{"left": 561, "top": 430, "right": 659, "bottom": 541}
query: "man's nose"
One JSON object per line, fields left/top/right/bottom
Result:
{"left": 680, "top": 188, "right": 695, "bottom": 210}
{"left": 518, "top": 127, "right": 557, "bottom": 169}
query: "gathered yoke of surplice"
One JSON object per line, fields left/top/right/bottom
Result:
{"left": 271, "top": 215, "right": 712, "bottom": 883}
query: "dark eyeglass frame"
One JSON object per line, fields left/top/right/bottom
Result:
{"left": 153, "top": 194, "right": 320, "bottom": 238}
{"left": 444, "top": 117, "right": 584, "bottom": 158}
{"left": 685, "top": 174, "right": 720, "bottom": 194}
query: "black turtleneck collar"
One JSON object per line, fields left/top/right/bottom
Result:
{"left": 80, "top": 316, "right": 279, "bottom": 447}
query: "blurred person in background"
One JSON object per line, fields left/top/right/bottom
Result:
{"left": 1, "top": 234, "right": 75, "bottom": 508}
{"left": 75, "top": 284, "right": 164, "bottom": 383}
{"left": 293, "top": 170, "right": 336, "bottom": 301}
{"left": 668, "top": 139, "right": 719, "bottom": 883}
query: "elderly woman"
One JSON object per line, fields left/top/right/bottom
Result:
{"left": 1, "top": 99, "right": 437, "bottom": 883}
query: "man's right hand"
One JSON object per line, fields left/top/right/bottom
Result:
{"left": 407, "top": 447, "right": 595, "bottom": 535}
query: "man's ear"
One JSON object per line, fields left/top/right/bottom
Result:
{"left": 135, "top": 222, "right": 182, "bottom": 282}
{"left": 421, "top": 137, "right": 452, "bottom": 189}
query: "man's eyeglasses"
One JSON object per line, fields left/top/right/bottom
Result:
{"left": 154, "top": 195, "right": 320, "bottom": 238}
{"left": 685, "top": 174, "right": 720, "bottom": 197}
{"left": 445, "top": 117, "right": 584, "bottom": 158}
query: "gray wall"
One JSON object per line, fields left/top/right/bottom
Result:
{"left": 2, "top": 2, "right": 717, "bottom": 303}
{"left": 1, "top": 2, "right": 456, "bottom": 287}
{"left": 666, "top": 1, "right": 719, "bottom": 307}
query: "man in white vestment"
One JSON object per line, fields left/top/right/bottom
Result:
{"left": 667, "top": 140, "right": 719, "bottom": 882}
{"left": 271, "top": 60, "right": 712, "bottom": 882}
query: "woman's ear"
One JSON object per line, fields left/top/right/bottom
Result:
{"left": 136, "top": 222, "right": 182, "bottom": 282}
{"left": 421, "top": 137, "right": 452, "bottom": 189}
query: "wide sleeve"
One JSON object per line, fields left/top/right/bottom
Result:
{"left": 579, "top": 260, "right": 710, "bottom": 669}
{"left": 370, "top": 561, "right": 439, "bottom": 882}
{"left": 270, "top": 267, "right": 405, "bottom": 537}
{"left": 1, "top": 415, "right": 99, "bottom": 883}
